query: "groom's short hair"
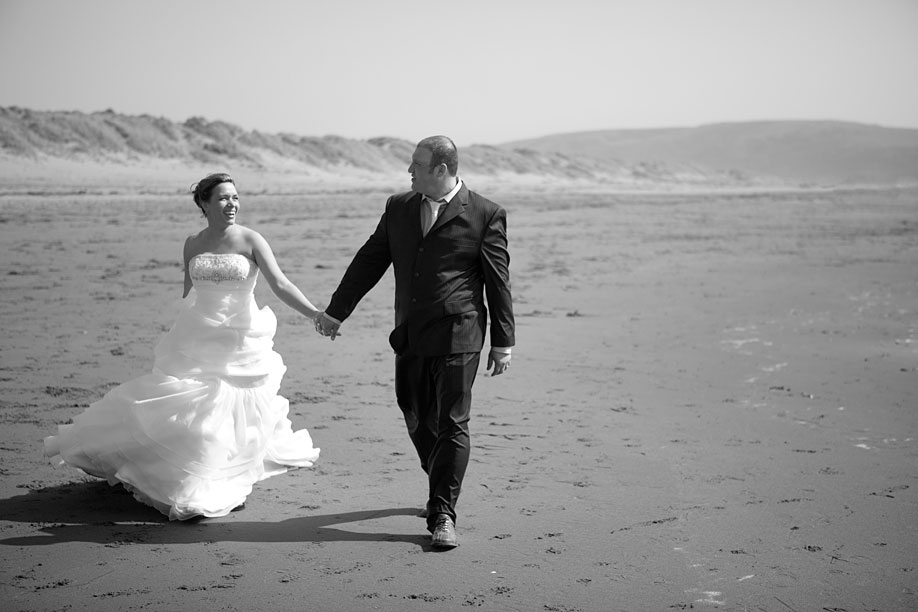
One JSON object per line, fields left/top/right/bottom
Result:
{"left": 419, "top": 136, "right": 459, "bottom": 176}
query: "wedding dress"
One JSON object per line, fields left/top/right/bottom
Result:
{"left": 44, "top": 253, "right": 320, "bottom": 520}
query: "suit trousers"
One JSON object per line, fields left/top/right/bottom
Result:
{"left": 394, "top": 351, "right": 480, "bottom": 531}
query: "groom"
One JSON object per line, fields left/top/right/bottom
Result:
{"left": 315, "top": 135, "right": 515, "bottom": 549}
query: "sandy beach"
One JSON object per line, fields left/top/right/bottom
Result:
{"left": 1, "top": 177, "right": 916, "bottom": 611}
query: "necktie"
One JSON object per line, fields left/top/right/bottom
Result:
{"left": 423, "top": 198, "right": 448, "bottom": 235}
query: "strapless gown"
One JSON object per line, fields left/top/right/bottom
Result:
{"left": 44, "top": 253, "right": 320, "bottom": 520}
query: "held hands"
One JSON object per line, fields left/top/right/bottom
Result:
{"left": 314, "top": 311, "right": 341, "bottom": 340}
{"left": 486, "top": 349, "right": 511, "bottom": 376}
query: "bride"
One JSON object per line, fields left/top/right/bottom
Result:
{"left": 44, "top": 173, "right": 321, "bottom": 520}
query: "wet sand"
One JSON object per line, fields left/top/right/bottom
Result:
{"left": 1, "top": 173, "right": 916, "bottom": 611}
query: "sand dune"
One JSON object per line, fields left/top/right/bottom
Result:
{"left": 13, "top": 107, "right": 915, "bottom": 189}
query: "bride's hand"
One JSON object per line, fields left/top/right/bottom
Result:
{"left": 314, "top": 312, "right": 341, "bottom": 340}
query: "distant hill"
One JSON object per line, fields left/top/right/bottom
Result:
{"left": 502, "top": 121, "right": 918, "bottom": 185}
{"left": 1, "top": 108, "right": 914, "bottom": 189}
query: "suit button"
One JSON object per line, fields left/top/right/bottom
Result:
{"left": 418, "top": 247, "right": 424, "bottom": 252}
{"left": 411, "top": 298, "right": 417, "bottom": 303}
{"left": 414, "top": 272, "right": 420, "bottom": 277}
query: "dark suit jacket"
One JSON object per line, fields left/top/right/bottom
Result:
{"left": 325, "top": 183, "right": 515, "bottom": 357}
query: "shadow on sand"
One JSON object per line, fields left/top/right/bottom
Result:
{"left": 0, "top": 481, "right": 429, "bottom": 549}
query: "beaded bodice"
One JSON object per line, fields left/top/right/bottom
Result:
{"left": 189, "top": 253, "right": 257, "bottom": 292}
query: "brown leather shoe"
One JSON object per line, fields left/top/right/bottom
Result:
{"left": 431, "top": 514, "right": 458, "bottom": 549}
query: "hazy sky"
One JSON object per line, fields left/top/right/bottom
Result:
{"left": 1, "top": 0, "right": 916, "bottom": 145}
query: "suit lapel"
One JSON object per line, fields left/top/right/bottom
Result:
{"left": 408, "top": 192, "right": 425, "bottom": 238}
{"left": 428, "top": 183, "right": 467, "bottom": 235}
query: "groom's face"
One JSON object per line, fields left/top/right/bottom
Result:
{"left": 408, "top": 146, "right": 438, "bottom": 197}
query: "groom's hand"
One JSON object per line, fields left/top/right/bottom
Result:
{"left": 486, "top": 348, "right": 511, "bottom": 376}
{"left": 314, "top": 312, "right": 342, "bottom": 340}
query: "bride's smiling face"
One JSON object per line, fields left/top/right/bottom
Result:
{"left": 204, "top": 183, "right": 240, "bottom": 226}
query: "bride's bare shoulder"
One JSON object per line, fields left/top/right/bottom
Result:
{"left": 183, "top": 232, "right": 208, "bottom": 261}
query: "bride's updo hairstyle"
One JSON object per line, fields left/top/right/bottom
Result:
{"left": 191, "top": 173, "right": 235, "bottom": 216}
